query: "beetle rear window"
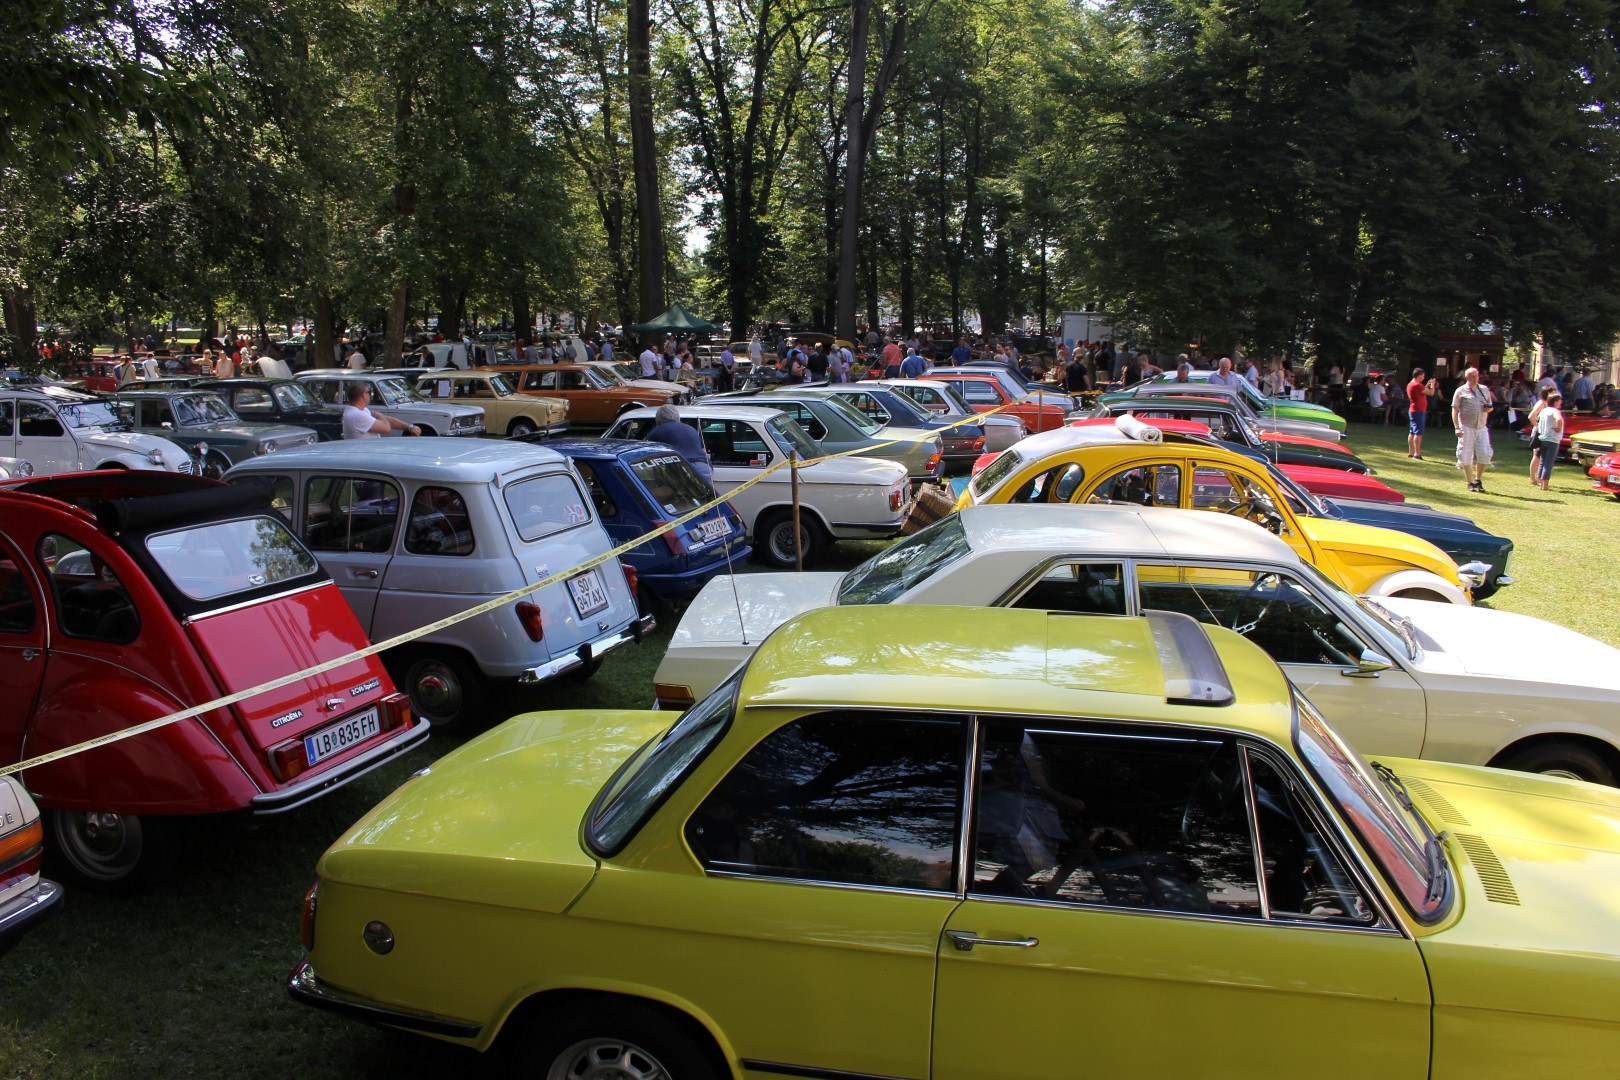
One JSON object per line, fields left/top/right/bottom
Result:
{"left": 504, "top": 472, "right": 594, "bottom": 541}
{"left": 145, "top": 517, "right": 320, "bottom": 602}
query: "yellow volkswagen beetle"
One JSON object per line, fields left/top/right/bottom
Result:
{"left": 961, "top": 420, "right": 1473, "bottom": 603}
{"left": 289, "top": 606, "right": 1620, "bottom": 1078}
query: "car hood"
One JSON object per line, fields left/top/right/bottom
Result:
{"left": 196, "top": 421, "right": 312, "bottom": 442}
{"left": 674, "top": 572, "right": 842, "bottom": 647}
{"left": 1263, "top": 431, "right": 1349, "bottom": 454}
{"left": 319, "top": 709, "right": 671, "bottom": 913}
{"left": 77, "top": 428, "right": 180, "bottom": 454}
{"left": 1325, "top": 498, "right": 1510, "bottom": 554}
{"left": 1280, "top": 465, "right": 1403, "bottom": 502}
{"left": 1377, "top": 596, "right": 1620, "bottom": 689}
{"left": 1392, "top": 758, "right": 1620, "bottom": 1026}
{"left": 1298, "top": 517, "right": 1460, "bottom": 583}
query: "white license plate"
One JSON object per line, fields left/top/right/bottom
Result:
{"left": 568, "top": 568, "right": 610, "bottom": 617}
{"left": 691, "top": 518, "right": 730, "bottom": 544}
{"left": 303, "top": 707, "right": 380, "bottom": 766}
{"left": 1606, "top": 476, "right": 1620, "bottom": 488}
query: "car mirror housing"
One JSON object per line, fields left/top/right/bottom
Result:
{"left": 1344, "top": 648, "right": 1393, "bottom": 679}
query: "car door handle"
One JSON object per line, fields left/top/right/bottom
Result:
{"left": 20, "top": 648, "right": 38, "bottom": 662}
{"left": 944, "top": 930, "right": 1039, "bottom": 952}
{"left": 353, "top": 569, "right": 380, "bottom": 579}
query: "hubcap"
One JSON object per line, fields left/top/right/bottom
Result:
{"left": 548, "top": 1038, "right": 670, "bottom": 1080}
{"left": 55, "top": 810, "right": 143, "bottom": 881}
{"left": 412, "top": 666, "right": 461, "bottom": 718}
{"left": 1542, "top": 768, "right": 1585, "bottom": 781}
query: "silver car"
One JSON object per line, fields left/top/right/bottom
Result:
{"left": 227, "top": 439, "right": 653, "bottom": 728}
{"left": 295, "top": 372, "right": 486, "bottom": 437}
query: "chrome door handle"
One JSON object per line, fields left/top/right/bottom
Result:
{"left": 354, "top": 569, "right": 380, "bottom": 579}
{"left": 20, "top": 648, "right": 38, "bottom": 661}
{"left": 944, "top": 930, "right": 1039, "bottom": 952}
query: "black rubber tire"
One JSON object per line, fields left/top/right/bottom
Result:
{"left": 383, "top": 647, "right": 485, "bottom": 731}
{"left": 755, "top": 509, "right": 822, "bottom": 568}
{"left": 413, "top": 425, "right": 437, "bottom": 437}
{"left": 508, "top": 418, "right": 538, "bottom": 438}
{"left": 510, "top": 1000, "right": 720, "bottom": 1080}
{"left": 1496, "top": 741, "right": 1618, "bottom": 787}
{"left": 44, "top": 810, "right": 185, "bottom": 895}
{"left": 566, "top": 656, "right": 606, "bottom": 682}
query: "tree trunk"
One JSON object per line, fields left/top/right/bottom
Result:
{"left": 384, "top": 280, "right": 409, "bottom": 364}
{"left": 314, "top": 293, "right": 338, "bottom": 370}
{"left": 835, "top": 0, "right": 872, "bottom": 342}
{"left": 628, "top": 0, "right": 665, "bottom": 345}
{"left": 512, "top": 286, "right": 532, "bottom": 347}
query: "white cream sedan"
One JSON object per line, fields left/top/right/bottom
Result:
{"left": 655, "top": 503, "right": 1620, "bottom": 786}
{"left": 606, "top": 404, "right": 912, "bottom": 568}
{"left": 0, "top": 776, "right": 63, "bottom": 956}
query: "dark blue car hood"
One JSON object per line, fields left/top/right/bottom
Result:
{"left": 1322, "top": 497, "right": 1511, "bottom": 555}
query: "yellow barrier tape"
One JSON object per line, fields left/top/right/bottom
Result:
{"left": 0, "top": 385, "right": 1052, "bottom": 779}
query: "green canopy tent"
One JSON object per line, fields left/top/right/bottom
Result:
{"left": 627, "top": 302, "right": 721, "bottom": 335}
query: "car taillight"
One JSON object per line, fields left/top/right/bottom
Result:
{"left": 269, "top": 738, "right": 311, "bottom": 782}
{"left": 300, "top": 881, "right": 318, "bottom": 951}
{"left": 658, "top": 525, "right": 686, "bottom": 555}
{"left": 516, "top": 601, "right": 545, "bottom": 642}
{"left": 379, "top": 692, "right": 411, "bottom": 732}
{"left": 926, "top": 452, "right": 942, "bottom": 470}
{"left": 0, "top": 819, "right": 43, "bottom": 876}
{"left": 972, "top": 436, "right": 985, "bottom": 451}
{"left": 621, "top": 562, "right": 639, "bottom": 598}
{"left": 654, "top": 683, "right": 695, "bottom": 710}
{"left": 890, "top": 487, "right": 905, "bottom": 511}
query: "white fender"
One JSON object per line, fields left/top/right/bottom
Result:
{"left": 1363, "top": 569, "right": 1472, "bottom": 606}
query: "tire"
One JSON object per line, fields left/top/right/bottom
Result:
{"left": 93, "top": 462, "right": 130, "bottom": 471}
{"left": 384, "top": 647, "right": 485, "bottom": 731}
{"left": 45, "top": 810, "right": 184, "bottom": 894}
{"left": 567, "top": 656, "right": 605, "bottom": 682}
{"left": 414, "top": 425, "right": 438, "bottom": 437}
{"left": 755, "top": 509, "right": 823, "bottom": 568}
{"left": 508, "top": 417, "right": 538, "bottom": 438}
{"left": 199, "top": 450, "right": 231, "bottom": 480}
{"left": 511, "top": 1000, "right": 720, "bottom": 1080}
{"left": 1496, "top": 741, "right": 1618, "bottom": 786}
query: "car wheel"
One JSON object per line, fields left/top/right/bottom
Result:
{"left": 618, "top": 402, "right": 646, "bottom": 415}
{"left": 414, "top": 425, "right": 438, "bottom": 437}
{"left": 508, "top": 417, "right": 538, "bottom": 438}
{"left": 45, "top": 810, "right": 183, "bottom": 894}
{"left": 512, "top": 1001, "right": 720, "bottom": 1080}
{"left": 567, "top": 656, "right": 605, "bottom": 682}
{"left": 199, "top": 450, "right": 231, "bottom": 480}
{"left": 1388, "top": 588, "right": 1448, "bottom": 603}
{"left": 385, "top": 648, "right": 485, "bottom": 731}
{"left": 755, "top": 509, "right": 822, "bottom": 568}
{"left": 1497, "top": 741, "right": 1618, "bottom": 786}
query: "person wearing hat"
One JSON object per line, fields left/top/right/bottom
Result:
{"left": 1533, "top": 392, "right": 1564, "bottom": 490}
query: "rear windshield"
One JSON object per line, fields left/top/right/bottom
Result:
{"left": 629, "top": 452, "right": 711, "bottom": 515}
{"left": 970, "top": 447, "right": 1023, "bottom": 498}
{"left": 145, "top": 516, "right": 320, "bottom": 602}
{"left": 504, "top": 471, "right": 595, "bottom": 541}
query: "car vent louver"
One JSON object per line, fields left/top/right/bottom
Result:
{"left": 1454, "top": 833, "right": 1521, "bottom": 906}
{"left": 1405, "top": 778, "right": 1471, "bottom": 826}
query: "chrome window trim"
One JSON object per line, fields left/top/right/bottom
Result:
{"left": 956, "top": 716, "right": 985, "bottom": 901}
{"left": 1238, "top": 749, "right": 1272, "bottom": 921}
{"left": 182, "top": 579, "right": 330, "bottom": 623}
{"left": 698, "top": 868, "right": 959, "bottom": 902}
{"left": 957, "top": 890, "right": 1404, "bottom": 937}
{"left": 988, "top": 557, "right": 1133, "bottom": 612}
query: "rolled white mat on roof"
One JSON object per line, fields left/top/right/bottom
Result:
{"left": 1115, "top": 412, "right": 1163, "bottom": 443}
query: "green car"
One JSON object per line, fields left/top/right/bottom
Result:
{"left": 1138, "top": 371, "right": 1348, "bottom": 434}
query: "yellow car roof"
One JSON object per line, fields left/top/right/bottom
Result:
{"left": 740, "top": 605, "right": 1295, "bottom": 741}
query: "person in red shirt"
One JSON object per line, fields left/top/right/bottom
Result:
{"left": 1407, "top": 367, "right": 1436, "bottom": 459}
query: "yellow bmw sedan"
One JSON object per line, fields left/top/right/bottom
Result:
{"left": 289, "top": 606, "right": 1620, "bottom": 1078}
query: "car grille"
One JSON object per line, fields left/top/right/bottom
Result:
{"left": 1572, "top": 440, "right": 1609, "bottom": 458}
{"left": 451, "top": 416, "right": 485, "bottom": 434}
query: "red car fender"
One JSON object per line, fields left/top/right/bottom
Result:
{"left": 23, "top": 658, "right": 258, "bottom": 813}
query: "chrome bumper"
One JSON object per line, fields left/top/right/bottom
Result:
{"left": 287, "top": 960, "right": 481, "bottom": 1039}
{"left": 0, "top": 878, "right": 64, "bottom": 945}
{"left": 517, "top": 614, "right": 656, "bottom": 685}
{"left": 250, "top": 719, "right": 433, "bottom": 815}
{"left": 1458, "top": 561, "right": 1491, "bottom": 590}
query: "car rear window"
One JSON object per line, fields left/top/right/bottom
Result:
{"left": 629, "top": 452, "right": 710, "bottom": 515}
{"left": 504, "top": 472, "right": 595, "bottom": 541}
{"left": 145, "top": 517, "right": 320, "bottom": 602}
{"left": 970, "top": 447, "right": 1023, "bottom": 498}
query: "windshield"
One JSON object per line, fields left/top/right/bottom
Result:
{"left": 587, "top": 670, "right": 739, "bottom": 855}
{"left": 837, "top": 515, "right": 971, "bottom": 605}
{"left": 768, "top": 414, "right": 823, "bottom": 460}
{"left": 1293, "top": 692, "right": 1448, "bottom": 922}
{"left": 58, "top": 399, "right": 134, "bottom": 430}
{"left": 1354, "top": 593, "right": 1423, "bottom": 662}
{"left": 818, "top": 393, "right": 881, "bottom": 435}
{"left": 970, "top": 447, "right": 1023, "bottom": 499}
{"left": 272, "top": 382, "right": 320, "bottom": 410}
{"left": 1265, "top": 464, "right": 1329, "bottom": 517}
{"left": 606, "top": 363, "right": 639, "bottom": 385}
{"left": 374, "top": 377, "right": 412, "bottom": 406}
{"left": 145, "top": 516, "right": 320, "bottom": 603}
{"left": 582, "top": 367, "right": 615, "bottom": 389}
{"left": 174, "top": 394, "right": 236, "bottom": 426}
{"left": 629, "top": 452, "right": 712, "bottom": 514}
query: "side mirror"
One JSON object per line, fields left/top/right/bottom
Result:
{"left": 1343, "top": 648, "right": 1392, "bottom": 679}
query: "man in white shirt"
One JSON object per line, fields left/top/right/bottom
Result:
{"left": 749, "top": 336, "right": 763, "bottom": 367}
{"left": 640, "top": 344, "right": 662, "bottom": 379}
{"left": 1209, "top": 356, "right": 1241, "bottom": 388}
{"left": 345, "top": 349, "right": 367, "bottom": 370}
{"left": 342, "top": 384, "right": 419, "bottom": 439}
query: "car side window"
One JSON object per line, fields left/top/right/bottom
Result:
{"left": 38, "top": 533, "right": 140, "bottom": 644}
{"left": 18, "top": 402, "right": 64, "bottom": 438}
{"left": 0, "top": 546, "right": 37, "bottom": 634}
{"left": 561, "top": 371, "right": 587, "bottom": 390}
{"left": 687, "top": 711, "right": 964, "bottom": 892}
{"left": 961, "top": 382, "right": 1000, "bottom": 405}
{"left": 611, "top": 417, "right": 656, "bottom": 441}
{"left": 971, "top": 722, "right": 1259, "bottom": 917}
{"left": 1245, "top": 750, "right": 1377, "bottom": 926}
{"left": 303, "top": 381, "right": 342, "bottom": 405}
{"left": 404, "top": 486, "right": 475, "bottom": 556}
{"left": 702, "top": 420, "right": 773, "bottom": 468}
{"left": 233, "top": 389, "right": 273, "bottom": 415}
{"left": 1138, "top": 566, "right": 1364, "bottom": 666}
{"left": 1092, "top": 464, "right": 1181, "bottom": 507}
{"left": 1005, "top": 462, "right": 1087, "bottom": 504}
{"left": 572, "top": 461, "right": 619, "bottom": 519}
{"left": 230, "top": 475, "right": 296, "bottom": 521}
{"left": 303, "top": 477, "right": 400, "bottom": 553}
{"left": 0, "top": 401, "right": 13, "bottom": 437}
{"left": 846, "top": 393, "right": 889, "bottom": 423}
{"left": 1190, "top": 466, "right": 1290, "bottom": 534}
{"left": 1007, "top": 562, "right": 1128, "bottom": 615}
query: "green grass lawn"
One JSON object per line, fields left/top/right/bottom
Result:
{"left": 0, "top": 423, "right": 1612, "bottom": 1078}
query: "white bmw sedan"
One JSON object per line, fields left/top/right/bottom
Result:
{"left": 655, "top": 503, "right": 1620, "bottom": 786}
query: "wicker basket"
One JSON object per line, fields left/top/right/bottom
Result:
{"left": 901, "top": 482, "right": 959, "bottom": 535}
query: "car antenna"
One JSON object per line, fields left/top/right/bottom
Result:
{"left": 717, "top": 502, "right": 749, "bottom": 644}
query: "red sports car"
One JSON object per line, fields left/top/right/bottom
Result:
{"left": 1588, "top": 452, "right": 1620, "bottom": 500}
